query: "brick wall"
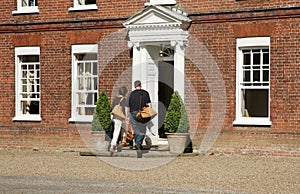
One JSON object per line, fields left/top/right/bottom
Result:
{"left": 0, "top": 1, "right": 299, "bottom": 150}
{"left": 185, "top": 14, "right": 300, "bottom": 134}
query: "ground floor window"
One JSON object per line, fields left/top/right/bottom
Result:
{"left": 13, "top": 47, "right": 41, "bottom": 121}
{"left": 70, "top": 45, "right": 98, "bottom": 122}
{"left": 234, "top": 37, "right": 271, "bottom": 126}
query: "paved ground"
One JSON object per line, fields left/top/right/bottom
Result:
{"left": 0, "top": 149, "right": 299, "bottom": 193}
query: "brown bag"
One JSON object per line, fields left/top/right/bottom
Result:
{"left": 111, "top": 98, "right": 125, "bottom": 119}
{"left": 136, "top": 106, "right": 157, "bottom": 123}
{"left": 135, "top": 91, "right": 157, "bottom": 123}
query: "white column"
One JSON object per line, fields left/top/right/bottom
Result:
{"left": 130, "top": 42, "right": 141, "bottom": 90}
{"left": 172, "top": 40, "right": 185, "bottom": 102}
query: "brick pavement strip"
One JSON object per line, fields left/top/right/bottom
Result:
{"left": 0, "top": 149, "right": 299, "bottom": 193}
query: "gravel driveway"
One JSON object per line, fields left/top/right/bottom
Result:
{"left": 0, "top": 150, "right": 299, "bottom": 193}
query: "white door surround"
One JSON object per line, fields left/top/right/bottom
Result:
{"left": 123, "top": 5, "right": 191, "bottom": 142}
{"left": 123, "top": 5, "right": 191, "bottom": 99}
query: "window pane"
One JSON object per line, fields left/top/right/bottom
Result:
{"left": 244, "top": 89, "right": 268, "bottom": 117}
{"left": 78, "top": 93, "right": 86, "bottom": 104}
{"left": 93, "top": 62, "right": 97, "bottom": 75}
{"left": 78, "top": 78, "right": 83, "bottom": 90}
{"left": 263, "top": 70, "right": 269, "bottom": 82}
{"left": 243, "top": 52, "right": 250, "bottom": 65}
{"left": 86, "top": 93, "right": 93, "bottom": 105}
{"left": 93, "top": 78, "right": 97, "bottom": 90}
{"left": 77, "top": 63, "right": 84, "bottom": 75}
{"left": 20, "top": 55, "right": 39, "bottom": 62}
{"left": 253, "top": 52, "right": 260, "bottom": 65}
{"left": 21, "top": 0, "right": 38, "bottom": 7}
{"left": 29, "top": 0, "right": 36, "bottom": 6}
{"left": 85, "top": 62, "right": 91, "bottom": 73}
{"left": 21, "top": 100, "right": 39, "bottom": 114}
{"left": 85, "top": 0, "right": 96, "bottom": 5}
{"left": 253, "top": 70, "right": 260, "bottom": 82}
{"left": 94, "top": 93, "right": 97, "bottom": 105}
{"left": 263, "top": 52, "right": 269, "bottom": 64}
{"left": 85, "top": 108, "right": 94, "bottom": 115}
{"left": 243, "top": 71, "right": 250, "bottom": 82}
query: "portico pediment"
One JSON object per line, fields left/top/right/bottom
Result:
{"left": 123, "top": 5, "right": 191, "bottom": 31}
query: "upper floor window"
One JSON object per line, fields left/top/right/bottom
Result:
{"left": 69, "top": 0, "right": 98, "bottom": 11}
{"left": 69, "top": 45, "right": 98, "bottom": 122}
{"left": 13, "top": 47, "right": 41, "bottom": 122}
{"left": 12, "top": 0, "right": 39, "bottom": 15}
{"left": 233, "top": 37, "right": 271, "bottom": 126}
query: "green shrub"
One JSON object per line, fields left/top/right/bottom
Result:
{"left": 92, "top": 91, "right": 113, "bottom": 132}
{"left": 164, "top": 91, "right": 189, "bottom": 133}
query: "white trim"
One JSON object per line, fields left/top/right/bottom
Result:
{"left": 145, "top": 0, "right": 176, "bottom": 6}
{"left": 13, "top": 115, "right": 42, "bottom": 122}
{"left": 68, "top": 5, "right": 98, "bottom": 11}
{"left": 15, "top": 47, "right": 40, "bottom": 55}
{"left": 234, "top": 37, "right": 271, "bottom": 126}
{"left": 69, "top": 44, "right": 98, "bottom": 123}
{"left": 233, "top": 118, "right": 272, "bottom": 126}
{"left": 14, "top": 47, "right": 41, "bottom": 122}
{"left": 236, "top": 37, "right": 270, "bottom": 47}
{"left": 12, "top": 7, "right": 39, "bottom": 15}
{"left": 72, "top": 44, "right": 98, "bottom": 53}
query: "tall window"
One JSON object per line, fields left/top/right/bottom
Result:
{"left": 69, "top": 0, "right": 98, "bottom": 11}
{"left": 14, "top": 47, "right": 41, "bottom": 121}
{"left": 12, "top": 0, "right": 39, "bottom": 14}
{"left": 70, "top": 45, "right": 98, "bottom": 122}
{"left": 234, "top": 37, "right": 271, "bottom": 126}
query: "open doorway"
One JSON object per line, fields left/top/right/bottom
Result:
{"left": 158, "top": 61, "right": 174, "bottom": 138}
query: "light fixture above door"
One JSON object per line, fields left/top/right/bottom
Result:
{"left": 159, "top": 45, "right": 173, "bottom": 58}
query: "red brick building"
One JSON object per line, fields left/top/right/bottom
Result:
{"left": 0, "top": 0, "right": 299, "bottom": 151}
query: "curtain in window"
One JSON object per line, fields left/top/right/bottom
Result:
{"left": 78, "top": 0, "right": 85, "bottom": 5}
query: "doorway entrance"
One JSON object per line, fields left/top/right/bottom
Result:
{"left": 158, "top": 61, "right": 174, "bottom": 138}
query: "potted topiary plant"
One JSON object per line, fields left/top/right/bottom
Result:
{"left": 91, "top": 91, "right": 113, "bottom": 151}
{"left": 164, "top": 91, "right": 190, "bottom": 154}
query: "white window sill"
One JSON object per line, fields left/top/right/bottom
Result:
{"left": 145, "top": 0, "right": 176, "bottom": 6}
{"left": 233, "top": 117, "right": 272, "bottom": 126}
{"left": 13, "top": 115, "right": 42, "bottom": 122}
{"left": 68, "top": 5, "right": 98, "bottom": 12}
{"left": 69, "top": 116, "right": 93, "bottom": 123}
{"left": 12, "top": 7, "right": 39, "bottom": 15}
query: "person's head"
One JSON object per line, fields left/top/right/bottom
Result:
{"left": 134, "top": 80, "right": 141, "bottom": 89}
{"left": 119, "top": 86, "right": 128, "bottom": 97}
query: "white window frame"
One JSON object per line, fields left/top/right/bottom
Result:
{"left": 145, "top": 0, "right": 176, "bottom": 6}
{"left": 68, "top": 0, "right": 98, "bottom": 12}
{"left": 12, "top": 0, "right": 39, "bottom": 15}
{"left": 13, "top": 47, "right": 41, "bottom": 122}
{"left": 69, "top": 44, "right": 98, "bottom": 123}
{"left": 233, "top": 37, "right": 272, "bottom": 126}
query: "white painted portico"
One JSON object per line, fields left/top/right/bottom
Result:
{"left": 123, "top": 1, "right": 191, "bottom": 144}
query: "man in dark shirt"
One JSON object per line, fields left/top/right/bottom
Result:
{"left": 125, "top": 80, "right": 151, "bottom": 158}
